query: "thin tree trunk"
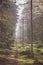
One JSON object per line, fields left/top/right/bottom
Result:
{"left": 30, "top": 0, "right": 34, "bottom": 57}
{"left": 22, "top": 20, "right": 24, "bottom": 46}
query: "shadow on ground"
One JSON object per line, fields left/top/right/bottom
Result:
{"left": 0, "top": 57, "right": 43, "bottom": 65}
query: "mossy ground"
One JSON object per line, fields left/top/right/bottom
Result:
{"left": 0, "top": 44, "right": 43, "bottom": 65}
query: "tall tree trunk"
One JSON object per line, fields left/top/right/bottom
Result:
{"left": 30, "top": 0, "right": 33, "bottom": 57}
{"left": 22, "top": 19, "right": 24, "bottom": 46}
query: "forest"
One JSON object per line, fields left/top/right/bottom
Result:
{"left": 0, "top": 0, "right": 43, "bottom": 65}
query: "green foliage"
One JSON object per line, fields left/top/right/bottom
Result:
{"left": 0, "top": 0, "right": 14, "bottom": 49}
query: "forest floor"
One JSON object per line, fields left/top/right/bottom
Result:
{"left": 0, "top": 44, "right": 43, "bottom": 65}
